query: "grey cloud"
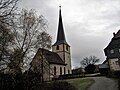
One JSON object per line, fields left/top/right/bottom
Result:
{"left": 21, "top": 0, "right": 120, "bottom": 68}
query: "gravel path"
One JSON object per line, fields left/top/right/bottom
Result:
{"left": 88, "top": 77, "right": 118, "bottom": 90}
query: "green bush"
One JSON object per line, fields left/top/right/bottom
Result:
{"left": 0, "top": 73, "right": 15, "bottom": 90}
{"left": 0, "top": 73, "right": 77, "bottom": 90}
{"left": 0, "top": 72, "right": 42, "bottom": 90}
{"left": 58, "top": 74, "right": 81, "bottom": 80}
{"left": 85, "top": 64, "right": 96, "bottom": 74}
{"left": 107, "top": 71, "right": 120, "bottom": 78}
{"left": 31, "top": 81, "right": 77, "bottom": 90}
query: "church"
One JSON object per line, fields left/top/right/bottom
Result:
{"left": 30, "top": 6, "right": 72, "bottom": 81}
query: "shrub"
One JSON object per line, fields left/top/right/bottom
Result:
{"left": 31, "top": 81, "right": 77, "bottom": 90}
{"left": 0, "top": 73, "right": 77, "bottom": 90}
{"left": 85, "top": 64, "right": 96, "bottom": 74}
{"left": 107, "top": 71, "right": 120, "bottom": 78}
{"left": 0, "top": 73, "right": 15, "bottom": 90}
{"left": 58, "top": 74, "right": 81, "bottom": 80}
{"left": 0, "top": 72, "right": 42, "bottom": 90}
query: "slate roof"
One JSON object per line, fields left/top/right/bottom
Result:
{"left": 53, "top": 6, "right": 69, "bottom": 46}
{"left": 99, "top": 64, "right": 109, "bottom": 69}
{"left": 37, "top": 48, "right": 66, "bottom": 65}
{"left": 104, "top": 30, "right": 120, "bottom": 58}
{"left": 113, "top": 30, "right": 120, "bottom": 39}
{"left": 105, "top": 30, "right": 120, "bottom": 49}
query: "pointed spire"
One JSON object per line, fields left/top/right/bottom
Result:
{"left": 53, "top": 6, "right": 68, "bottom": 46}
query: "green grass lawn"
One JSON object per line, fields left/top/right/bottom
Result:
{"left": 66, "top": 78, "right": 95, "bottom": 90}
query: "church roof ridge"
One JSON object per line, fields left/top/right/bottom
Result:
{"left": 37, "top": 48, "right": 66, "bottom": 65}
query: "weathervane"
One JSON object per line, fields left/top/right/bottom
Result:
{"left": 59, "top": 4, "right": 61, "bottom": 10}
{"left": 58, "top": 0, "right": 61, "bottom": 8}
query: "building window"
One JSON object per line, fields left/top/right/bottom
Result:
{"left": 56, "top": 45, "right": 59, "bottom": 50}
{"left": 66, "top": 45, "right": 68, "bottom": 51}
{"left": 54, "top": 66, "right": 56, "bottom": 75}
{"left": 60, "top": 67, "right": 62, "bottom": 75}
{"left": 119, "top": 49, "right": 120, "bottom": 52}
{"left": 64, "top": 67, "right": 66, "bottom": 75}
{"left": 115, "top": 61, "right": 119, "bottom": 65}
{"left": 110, "top": 49, "right": 114, "bottom": 54}
{"left": 68, "top": 70, "right": 70, "bottom": 74}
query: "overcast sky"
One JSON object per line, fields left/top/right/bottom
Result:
{"left": 20, "top": 0, "right": 120, "bottom": 68}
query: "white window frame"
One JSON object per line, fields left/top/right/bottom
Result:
{"left": 110, "top": 49, "right": 114, "bottom": 54}
{"left": 115, "top": 61, "right": 119, "bottom": 65}
{"left": 119, "top": 49, "right": 120, "bottom": 52}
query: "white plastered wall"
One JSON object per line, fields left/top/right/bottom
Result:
{"left": 109, "top": 58, "right": 120, "bottom": 71}
{"left": 50, "top": 64, "right": 66, "bottom": 78}
{"left": 52, "top": 44, "right": 72, "bottom": 74}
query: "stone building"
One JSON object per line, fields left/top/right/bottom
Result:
{"left": 30, "top": 6, "right": 72, "bottom": 81}
{"left": 104, "top": 30, "right": 120, "bottom": 71}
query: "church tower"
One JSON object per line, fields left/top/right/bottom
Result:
{"left": 52, "top": 6, "right": 72, "bottom": 74}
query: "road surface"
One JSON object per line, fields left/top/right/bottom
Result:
{"left": 88, "top": 77, "right": 118, "bottom": 90}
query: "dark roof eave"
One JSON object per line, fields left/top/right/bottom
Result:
{"left": 49, "top": 62, "right": 67, "bottom": 65}
{"left": 53, "top": 41, "right": 70, "bottom": 46}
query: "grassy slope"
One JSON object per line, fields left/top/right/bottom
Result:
{"left": 66, "top": 78, "right": 95, "bottom": 90}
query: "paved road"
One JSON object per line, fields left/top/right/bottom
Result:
{"left": 88, "top": 77, "right": 118, "bottom": 90}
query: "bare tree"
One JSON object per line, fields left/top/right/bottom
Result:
{"left": 0, "top": 0, "right": 18, "bottom": 72}
{"left": 0, "top": 24, "right": 15, "bottom": 72}
{"left": 80, "top": 56, "right": 100, "bottom": 67}
{"left": 0, "top": 0, "right": 18, "bottom": 24}
{"left": 36, "top": 31, "right": 52, "bottom": 82}
{"left": 36, "top": 31, "right": 52, "bottom": 50}
{"left": 9, "top": 9, "right": 52, "bottom": 74}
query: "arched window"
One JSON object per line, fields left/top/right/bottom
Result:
{"left": 54, "top": 66, "right": 56, "bottom": 75}
{"left": 64, "top": 67, "right": 66, "bottom": 75}
{"left": 56, "top": 45, "right": 59, "bottom": 50}
{"left": 60, "top": 67, "right": 62, "bottom": 75}
{"left": 68, "top": 70, "right": 70, "bottom": 74}
{"left": 66, "top": 45, "right": 68, "bottom": 51}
